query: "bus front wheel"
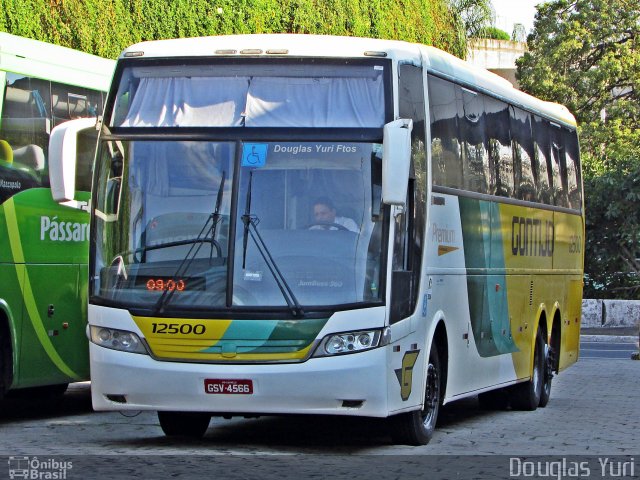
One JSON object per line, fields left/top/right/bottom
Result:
{"left": 389, "top": 343, "right": 442, "bottom": 445}
{"left": 158, "top": 411, "right": 211, "bottom": 438}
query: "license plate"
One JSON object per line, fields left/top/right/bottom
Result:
{"left": 204, "top": 379, "right": 253, "bottom": 395}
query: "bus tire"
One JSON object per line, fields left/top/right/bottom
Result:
{"left": 158, "top": 411, "right": 210, "bottom": 438}
{"left": 510, "top": 331, "right": 544, "bottom": 411}
{"left": 539, "top": 343, "right": 553, "bottom": 408}
{"left": 389, "top": 343, "right": 441, "bottom": 446}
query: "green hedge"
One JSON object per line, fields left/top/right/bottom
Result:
{"left": 0, "top": 0, "right": 467, "bottom": 59}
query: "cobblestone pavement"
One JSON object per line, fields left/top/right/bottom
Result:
{"left": 0, "top": 358, "right": 637, "bottom": 478}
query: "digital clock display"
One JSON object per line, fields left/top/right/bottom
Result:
{"left": 135, "top": 276, "right": 205, "bottom": 292}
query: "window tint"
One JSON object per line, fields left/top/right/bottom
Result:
{"left": 460, "top": 87, "right": 489, "bottom": 194}
{"left": 392, "top": 64, "right": 427, "bottom": 322}
{"left": 0, "top": 74, "right": 104, "bottom": 202}
{"left": 485, "top": 95, "right": 512, "bottom": 197}
{"left": 550, "top": 123, "right": 569, "bottom": 207}
{"left": 428, "top": 74, "right": 581, "bottom": 212}
{"left": 510, "top": 106, "right": 536, "bottom": 201}
{"left": 532, "top": 116, "right": 553, "bottom": 204}
{"left": 51, "top": 81, "right": 104, "bottom": 128}
{"left": 564, "top": 129, "right": 582, "bottom": 209}
{"left": 428, "top": 75, "right": 462, "bottom": 189}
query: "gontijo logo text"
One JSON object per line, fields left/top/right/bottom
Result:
{"left": 40, "top": 216, "right": 89, "bottom": 242}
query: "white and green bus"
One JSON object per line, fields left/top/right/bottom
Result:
{"left": 0, "top": 33, "right": 114, "bottom": 398}
{"left": 51, "top": 34, "right": 584, "bottom": 444}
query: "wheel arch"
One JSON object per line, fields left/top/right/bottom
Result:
{"left": 0, "top": 300, "right": 17, "bottom": 393}
{"left": 550, "top": 309, "right": 562, "bottom": 372}
{"left": 428, "top": 318, "right": 449, "bottom": 404}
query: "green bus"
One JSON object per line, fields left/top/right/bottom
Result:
{"left": 0, "top": 33, "right": 114, "bottom": 398}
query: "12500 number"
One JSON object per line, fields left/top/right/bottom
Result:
{"left": 151, "top": 323, "right": 206, "bottom": 335}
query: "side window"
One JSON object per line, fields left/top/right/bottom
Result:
{"left": 0, "top": 74, "right": 49, "bottom": 202}
{"left": 533, "top": 116, "right": 552, "bottom": 205}
{"left": 390, "top": 64, "right": 427, "bottom": 323}
{"left": 460, "top": 87, "right": 489, "bottom": 194}
{"left": 510, "top": 106, "right": 536, "bottom": 201}
{"left": 564, "top": 128, "right": 582, "bottom": 210}
{"left": 550, "top": 123, "right": 569, "bottom": 207}
{"left": 485, "top": 96, "right": 513, "bottom": 197}
{"left": 76, "top": 129, "right": 98, "bottom": 193}
{"left": 95, "top": 142, "right": 124, "bottom": 217}
{"left": 0, "top": 74, "right": 104, "bottom": 203}
{"left": 51, "top": 82, "right": 104, "bottom": 128}
{"left": 428, "top": 75, "right": 462, "bottom": 189}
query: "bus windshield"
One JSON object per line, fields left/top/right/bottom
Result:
{"left": 110, "top": 61, "right": 386, "bottom": 129}
{"left": 91, "top": 139, "right": 385, "bottom": 313}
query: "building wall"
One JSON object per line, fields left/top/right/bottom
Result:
{"left": 466, "top": 39, "right": 527, "bottom": 88}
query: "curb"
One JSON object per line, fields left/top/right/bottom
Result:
{"left": 580, "top": 335, "right": 638, "bottom": 344}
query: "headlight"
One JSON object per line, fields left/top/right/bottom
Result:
{"left": 313, "top": 328, "right": 390, "bottom": 357}
{"left": 89, "top": 326, "right": 148, "bottom": 355}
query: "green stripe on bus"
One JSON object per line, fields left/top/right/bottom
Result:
{"left": 4, "top": 198, "right": 81, "bottom": 380}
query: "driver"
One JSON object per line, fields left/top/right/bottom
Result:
{"left": 311, "top": 197, "right": 358, "bottom": 232}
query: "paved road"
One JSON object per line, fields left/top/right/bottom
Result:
{"left": 581, "top": 340, "right": 638, "bottom": 359}
{"left": 0, "top": 356, "right": 638, "bottom": 479}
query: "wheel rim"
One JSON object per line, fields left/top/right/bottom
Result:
{"left": 422, "top": 363, "right": 439, "bottom": 429}
{"left": 533, "top": 340, "right": 541, "bottom": 397}
{"left": 543, "top": 344, "right": 553, "bottom": 393}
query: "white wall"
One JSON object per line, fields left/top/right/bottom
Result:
{"left": 582, "top": 300, "right": 640, "bottom": 328}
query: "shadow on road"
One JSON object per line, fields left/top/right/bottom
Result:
{"left": 105, "top": 397, "right": 490, "bottom": 452}
{"left": 0, "top": 382, "right": 92, "bottom": 423}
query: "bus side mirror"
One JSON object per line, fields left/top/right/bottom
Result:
{"left": 49, "top": 117, "right": 97, "bottom": 209}
{"left": 382, "top": 118, "right": 413, "bottom": 207}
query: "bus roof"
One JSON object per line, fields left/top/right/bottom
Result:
{"left": 0, "top": 32, "right": 115, "bottom": 91}
{"left": 119, "top": 34, "right": 576, "bottom": 128}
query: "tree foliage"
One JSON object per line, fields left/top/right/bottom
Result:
{"left": 584, "top": 159, "right": 640, "bottom": 299}
{"left": 516, "top": 0, "right": 639, "bottom": 167}
{"left": 0, "top": 0, "right": 467, "bottom": 59}
{"left": 516, "top": 0, "right": 640, "bottom": 298}
{"left": 479, "top": 26, "right": 510, "bottom": 41}
{"left": 448, "top": 0, "right": 494, "bottom": 38}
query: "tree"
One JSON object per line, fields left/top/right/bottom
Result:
{"left": 516, "top": 0, "right": 640, "bottom": 167}
{"left": 479, "top": 26, "right": 510, "bottom": 40}
{"left": 448, "top": 0, "right": 494, "bottom": 38}
{"left": 516, "top": 0, "right": 640, "bottom": 298}
{"left": 0, "top": 0, "right": 468, "bottom": 59}
{"left": 584, "top": 159, "right": 640, "bottom": 299}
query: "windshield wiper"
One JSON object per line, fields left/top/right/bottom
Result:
{"left": 241, "top": 170, "right": 304, "bottom": 317}
{"left": 153, "top": 171, "right": 226, "bottom": 315}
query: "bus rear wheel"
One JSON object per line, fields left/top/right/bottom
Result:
{"left": 389, "top": 343, "right": 441, "bottom": 446}
{"left": 539, "top": 343, "right": 553, "bottom": 408}
{"left": 158, "top": 411, "right": 211, "bottom": 438}
{"left": 510, "top": 331, "right": 544, "bottom": 411}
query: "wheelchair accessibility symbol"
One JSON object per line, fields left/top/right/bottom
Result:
{"left": 242, "top": 144, "right": 268, "bottom": 167}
